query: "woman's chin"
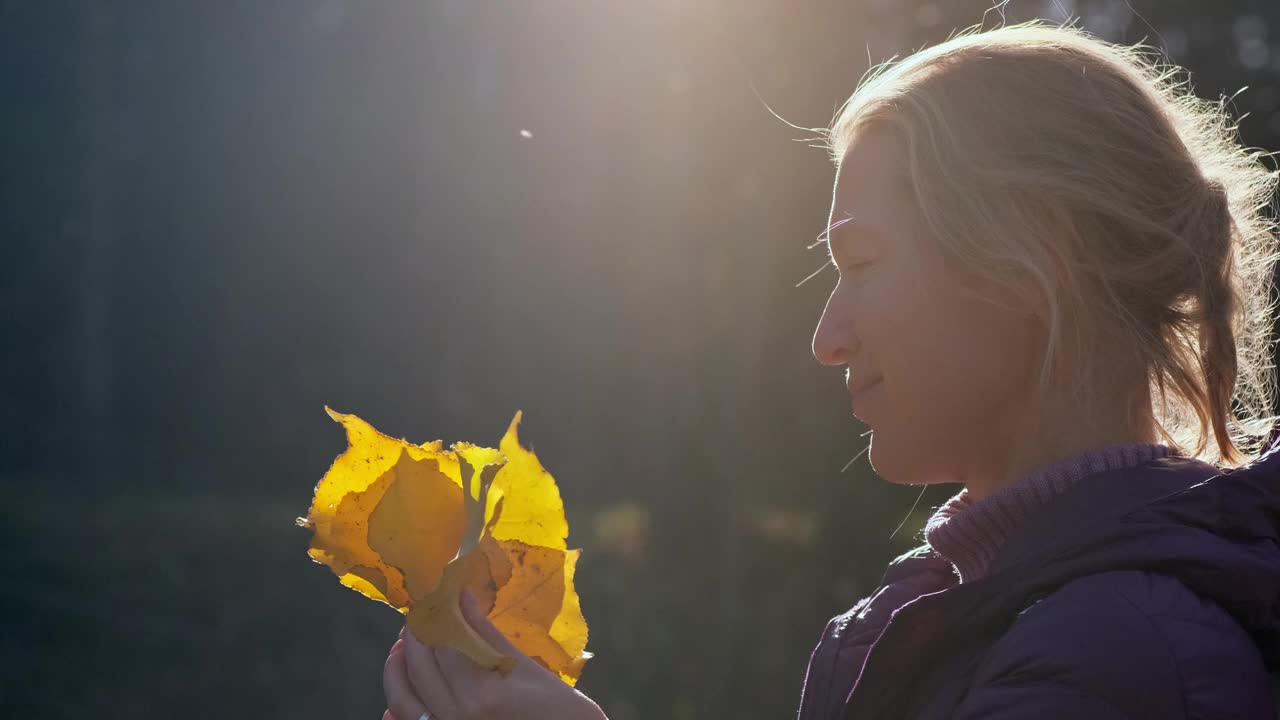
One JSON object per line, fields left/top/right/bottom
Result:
{"left": 865, "top": 441, "right": 950, "bottom": 487}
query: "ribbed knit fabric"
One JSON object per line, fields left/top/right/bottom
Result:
{"left": 924, "top": 443, "right": 1177, "bottom": 583}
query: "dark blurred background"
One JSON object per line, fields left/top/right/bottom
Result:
{"left": 4, "top": 1, "right": 1279, "bottom": 718}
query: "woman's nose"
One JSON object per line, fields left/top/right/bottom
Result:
{"left": 812, "top": 308, "right": 849, "bottom": 367}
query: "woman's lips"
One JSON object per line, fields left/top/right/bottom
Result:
{"left": 850, "top": 378, "right": 883, "bottom": 420}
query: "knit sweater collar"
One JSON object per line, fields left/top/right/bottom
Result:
{"left": 924, "top": 442, "right": 1177, "bottom": 583}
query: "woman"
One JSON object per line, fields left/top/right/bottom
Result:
{"left": 383, "top": 20, "right": 1280, "bottom": 720}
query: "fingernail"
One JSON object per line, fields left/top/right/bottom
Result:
{"left": 399, "top": 626, "right": 406, "bottom": 640}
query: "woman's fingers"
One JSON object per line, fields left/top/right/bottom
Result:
{"left": 384, "top": 640, "right": 432, "bottom": 720}
{"left": 427, "top": 589, "right": 534, "bottom": 715}
{"left": 430, "top": 590, "right": 523, "bottom": 701}
{"left": 392, "top": 592, "right": 528, "bottom": 720}
{"left": 432, "top": 645, "right": 509, "bottom": 720}
{"left": 402, "top": 627, "right": 461, "bottom": 719}
{"left": 432, "top": 644, "right": 493, "bottom": 686}
{"left": 459, "top": 589, "right": 518, "bottom": 655}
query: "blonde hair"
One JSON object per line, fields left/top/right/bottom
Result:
{"left": 823, "top": 20, "right": 1280, "bottom": 468}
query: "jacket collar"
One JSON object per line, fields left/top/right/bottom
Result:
{"left": 844, "top": 432, "right": 1280, "bottom": 720}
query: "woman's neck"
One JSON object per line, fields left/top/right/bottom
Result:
{"left": 963, "top": 389, "right": 1158, "bottom": 502}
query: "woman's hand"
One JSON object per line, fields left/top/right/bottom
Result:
{"left": 382, "top": 590, "right": 607, "bottom": 720}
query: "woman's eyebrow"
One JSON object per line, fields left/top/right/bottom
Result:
{"left": 809, "top": 214, "right": 881, "bottom": 253}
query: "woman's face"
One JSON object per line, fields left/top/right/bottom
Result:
{"left": 811, "top": 127, "right": 1047, "bottom": 488}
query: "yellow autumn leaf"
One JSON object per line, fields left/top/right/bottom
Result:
{"left": 486, "top": 539, "right": 590, "bottom": 684}
{"left": 486, "top": 411, "right": 568, "bottom": 550}
{"left": 366, "top": 449, "right": 468, "bottom": 602}
{"left": 298, "top": 408, "right": 592, "bottom": 685}
{"left": 298, "top": 408, "right": 463, "bottom": 610}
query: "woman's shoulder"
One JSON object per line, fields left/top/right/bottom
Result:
{"left": 882, "top": 543, "right": 957, "bottom": 584}
{"left": 1019, "top": 570, "right": 1264, "bottom": 658}
{"left": 969, "top": 570, "right": 1272, "bottom": 718}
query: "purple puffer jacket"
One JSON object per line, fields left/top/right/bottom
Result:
{"left": 797, "top": 428, "right": 1280, "bottom": 719}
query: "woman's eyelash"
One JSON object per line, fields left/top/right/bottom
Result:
{"left": 826, "top": 248, "right": 868, "bottom": 273}
{"left": 820, "top": 241, "right": 869, "bottom": 269}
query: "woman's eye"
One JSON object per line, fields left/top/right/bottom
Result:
{"left": 823, "top": 245, "right": 872, "bottom": 274}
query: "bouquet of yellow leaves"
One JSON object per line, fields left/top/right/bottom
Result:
{"left": 297, "top": 408, "right": 591, "bottom": 684}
